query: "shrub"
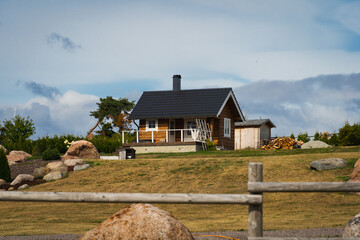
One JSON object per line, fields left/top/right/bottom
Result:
{"left": 90, "top": 135, "right": 122, "bottom": 153}
{"left": 42, "top": 148, "right": 60, "bottom": 161}
{"left": 0, "top": 148, "right": 11, "bottom": 182}
{"left": 338, "top": 122, "right": 360, "bottom": 146}
{"left": 290, "top": 133, "right": 295, "bottom": 139}
{"left": 32, "top": 145, "right": 41, "bottom": 157}
{"left": 328, "top": 133, "right": 340, "bottom": 146}
{"left": 205, "top": 139, "right": 217, "bottom": 151}
{"left": 297, "top": 132, "right": 310, "bottom": 143}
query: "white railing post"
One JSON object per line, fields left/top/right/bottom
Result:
{"left": 152, "top": 131, "right": 154, "bottom": 143}
{"left": 181, "top": 129, "right": 184, "bottom": 142}
{"left": 248, "top": 163, "right": 263, "bottom": 238}
{"left": 166, "top": 130, "right": 168, "bottom": 142}
{"left": 122, "top": 131, "right": 125, "bottom": 144}
{"left": 136, "top": 131, "right": 139, "bottom": 143}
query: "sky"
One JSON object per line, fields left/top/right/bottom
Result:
{"left": 0, "top": 0, "right": 360, "bottom": 137}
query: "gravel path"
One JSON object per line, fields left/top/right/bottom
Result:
{"left": 0, "top": 228, "right": 344, "bottom": 240}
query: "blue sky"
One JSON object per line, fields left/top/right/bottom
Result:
{"left": 1, "top": 0, "right": 360, "bottom": 137}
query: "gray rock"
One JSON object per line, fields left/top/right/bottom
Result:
{"left": 343, "top": 213, "right": 360, "bottom": 237}
{"left": 33, "top": 167, "right": 47, "bottom": 179}
{"left": 64, "top": 158, "right": 84, "bottom": 167}
{"left": 18, "top": 184, "right": 30, "bottom": 189}
{"left": 74, "top": 164, "right": 90, "bottom": 171}
{"left": 310, "top": 158, "right": 347, "bottom": 171}
{"left": 10, "top": 174, "right": 34, "bottom": 186}
{"left": 43, "top": 171, "right": 66, "bottom": 181}
{"left": 46, "top": 161, "right": 68, "bottom": 175}
{"left": 301, "top": 140, "right": 329, "bottom": 149}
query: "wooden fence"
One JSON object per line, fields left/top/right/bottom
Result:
{"left": 1, "top": 162, "right": 360, "bottom": 239}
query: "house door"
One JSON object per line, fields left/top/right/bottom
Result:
{"left": 169, "top": 120, "right": 175, "bottom": 142}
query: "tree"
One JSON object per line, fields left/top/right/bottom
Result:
{"left": 0, "top": 148, "right": 11, "bottom": 182}
{"left": 297, "top": 132, "right": 310, "bottom": 143}
{"left": 290, "top": 133, "right": 295, "bottom": 139}
{"left": 87, "top": 97, "right": 135, "bottom": 138}
{"left": 0, "top": 115, "right": 36, "bottom": 150}
{"left": 338, "top": 121, "right": 360, "bottom": 146}
{"left": 313, "top": 131, "right": 320, "bottom": 141}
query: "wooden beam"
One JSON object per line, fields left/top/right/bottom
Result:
{"left": 248, "top": 163, "right": 263, "bottom": 238}
{"left": 248, "top": 182, "right": 360, "bottom": 192}
{"left": 0, "top": 192, "right": 262, "bottom": 204}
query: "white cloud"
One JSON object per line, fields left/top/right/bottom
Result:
{"left": 15, "top": 91, "right": 99, "bottom": 137}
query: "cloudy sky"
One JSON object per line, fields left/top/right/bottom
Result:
{"left": 0, "top": 0, "right": 360, "bottom": 137}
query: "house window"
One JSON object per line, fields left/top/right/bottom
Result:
{"left": 187, "top": 121, "right": 197, "bottom": 135}
{"left": 146, "top": 119, "right": 158, "bottom": 131}
{"left": 224, "top": 118, "right": 231, "bottom": 137}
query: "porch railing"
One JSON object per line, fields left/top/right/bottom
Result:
{"left": 121, "top": 129, "right": 212, "bottom": 144}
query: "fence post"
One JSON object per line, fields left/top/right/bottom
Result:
{"left": 248, "top": 162, "right": 263, "bottom": 238}
{"left": 122, "top": 131, "right": 125, "bottom": 144}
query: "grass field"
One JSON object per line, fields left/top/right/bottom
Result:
{"left": 1, "top": 146, "right": 360, "bottom": 235}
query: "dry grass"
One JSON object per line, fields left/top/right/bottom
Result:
{"left": 1, "top": 149, "right": 360, "bottom": 235}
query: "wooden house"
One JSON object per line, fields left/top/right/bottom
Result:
{"left": 125, "top": 75, "right": 245, "bottom": 153}
{"left": 234, "top": 119, "right": 276, "bottom": 150}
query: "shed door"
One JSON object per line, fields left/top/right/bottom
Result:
{"left": 235, "top": 128, "right": 241, "bottom": 150}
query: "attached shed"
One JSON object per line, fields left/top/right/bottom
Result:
{"left": 234, "top": 119, "right": 276, "bottom": 150}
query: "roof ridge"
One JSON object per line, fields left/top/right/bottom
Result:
{"left": 143, "top": 87, "right": 232, "bottom": 93}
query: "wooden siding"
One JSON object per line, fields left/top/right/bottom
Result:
{"left": 139, "top": 119, "right": 168, "bottom": 142}
{"left": 217, "top": 97, "right": 241, "bottom": 150}
{"left": 235, "top": 127, "right": 260, "bottom": 149}
{"left": 260, "top": 124, "right": 271, "bottom": 140}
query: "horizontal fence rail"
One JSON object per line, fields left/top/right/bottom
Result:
{"left": 248, "top": 182, "right": 360, "bottom": 192}
{"left": 0, "top": 191, "right": 262, "bottom": 205}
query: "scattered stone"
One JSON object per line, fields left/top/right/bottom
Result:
{"left": 0, "top": 145, "right": 8, "bottom": 154}
{"left": 79, "top": 203, "right": 194, "bottom": 240}
{"left": 62, "top": 140, "right": 100, "bottom": 161}
{"left": 74, "top": 164, "right": 90, "bottom": 171}
{"left": 18, "top": 184, "right": 29, "bottom": 189}
{"left": 33, "top": 167, "right": 47, "bottom": 179}
{"left": 343, "top": 213, "right": 360, "bottom": 237}
{"left": 10, "top": 174, "right": 34, "bottom": 186}
{"left": 310, "top": 158, "right": 347, "bottom": 171}
{"left": 354, "top": 157, "right": 360, "bottom": 169}
{"left": 301, "top": 140, "right": 329, "bottom": 149}
{"left": 43, "top": 171, "right": 66, "bottom": 181}
{"left": 64, "top": 158, "right": 84, "bottom": 167}
{"left": 46, "top": 161, "right": 68, "bottom": 175}
{"left": 7, "top": 153, "right": 27, "bottom": 163}
{"left": 0, "top": 179, "right": 6, "bottom": 187}
{"left": 8, "top": 187, "right": 14, "bottom": 191}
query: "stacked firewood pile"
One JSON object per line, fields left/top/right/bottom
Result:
{"left": 261, "top": 137, "right": 304, "bottom": 150}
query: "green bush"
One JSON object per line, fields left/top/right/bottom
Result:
{"left": 90, "top": 134, "right": 122, "bottom": 153}
{"left": 328, "top": 133, "right": 340, "bottom": 146}
{"left": 338, "top": 122, "right": 360, "bottom": 146}
{"left": 34, "top": 134, "right": 83, "bottom": 154}
{"left": 297, "top": 132, "right": 310, "bottom": 143}
{"left": 42, "top": 148, "right": 60, "bottom": 161}
{"left": 290, "top": 133, "right": 295, "bottom": 139}
{"left": 205, "top": 139, "right": 217, "bottom": 151}
{"left": 0, "top": 148, "right": 11, "bottom": 182}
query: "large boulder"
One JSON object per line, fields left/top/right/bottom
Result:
{"left": 301, "top": 140, "right": 329, "bottom": 149}
{"left": 310, "top": 158, "right": 347, "bottom": 171}
{"left": 348, "top": 157, "right": 360, "bottom": 194}
{"left": 62, "top": 140, "right": 100, "bottom": 161}
{"left": 0, "top": 145, "right": 8, "bottom": 154}
{"left": 74, "top": 164, "right": 90, "bottom": 171}
{"left": 10, "top": 174, "right": 34, "bottom": 186}
{"left": 46, "top": 161, "right": 68, "bottom": 175}
{"left": 6, "top": 150, "right": 32, "bottom": 163}
{"left": 343, "top": 213, "right": 360, "bottom": 237}
{"left": 80, "top": 203, "right": 194, "bottom": 240}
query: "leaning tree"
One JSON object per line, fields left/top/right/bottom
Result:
{"left": 87, "top": 97, "right": 135, "bottom": 139}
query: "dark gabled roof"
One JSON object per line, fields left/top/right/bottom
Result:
{"left": 129, "top": 88, "right": 244, "bottom": 120}
{"left": 235, "top": 119, "right": 276, "bottom": 128}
